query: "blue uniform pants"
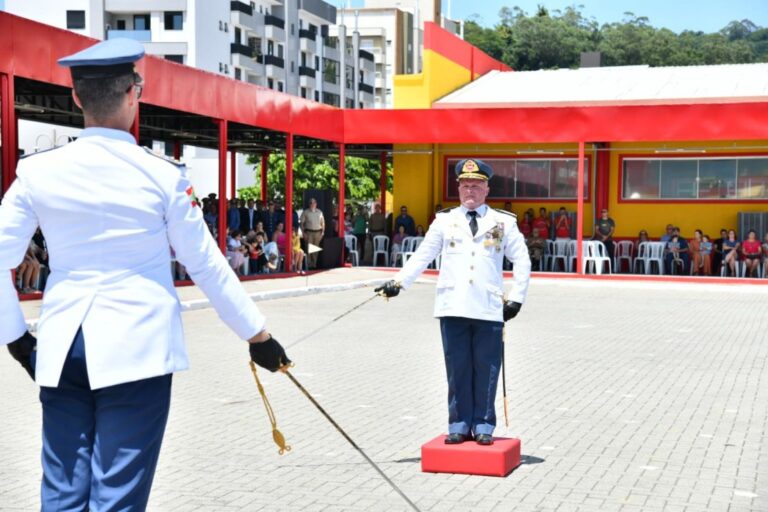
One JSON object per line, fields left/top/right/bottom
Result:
{"left": 37, "top": 329, "right": 172, "bottom": 511}
{"left": 439, "top": 316, "right": 503, "bottom": 436}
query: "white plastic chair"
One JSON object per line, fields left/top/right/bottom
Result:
{"left": 550, "top": 239, "right": 569, "bottom": 272}
{"left": 544, "top": 240, "right": 554, "bottom": 270}
{"left": 614, "top": 240, "right": 634, "bottom": 273}
{"left": 402, "top": 236, "right": 424, "bottom": 265}
{"left": 584, "top": 241, "right": 612, "bottom": 274}
{"left": 566, "top": 240, "right": 578, "bottom": 272}
{"left": 633, "top": 242, "right": 649, "bottom": 273}
{"left": 344, "top": 235, "right": 359, "bottom": 266}
{"left": 644, "top": 241, "right": 666, "bottom": 275}
{"left": 372, "top": 235, "right": 390, "bottom": 267}
{"left": 392, "top": 236, "right": 413, "bottom": 267}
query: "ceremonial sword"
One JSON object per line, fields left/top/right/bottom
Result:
{"left": 249, "top": 288, "right": 421, "bottom": 512}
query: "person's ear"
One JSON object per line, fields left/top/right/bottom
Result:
{"left": 72, "top": 90, "right": 83, "bottom": 110}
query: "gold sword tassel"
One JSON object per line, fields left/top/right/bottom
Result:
{"left": 249, "top": 361, "right": 292, "bottom": 455}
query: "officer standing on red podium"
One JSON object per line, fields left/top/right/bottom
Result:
{"left": 376, "top": 159, "right": 531, "bottom": 445}
{"left": 0, "top": 38, "right": 289, "bottom": 510}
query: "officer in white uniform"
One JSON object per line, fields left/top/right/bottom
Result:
{"left": 0, "top": 38, "right": 289, "bottom": 510}
{"left": 376, "top": 159, "right": 531, "bottom": 445}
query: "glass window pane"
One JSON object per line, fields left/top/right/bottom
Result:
{"left": 660, "top": 160, "right": 697, "bottom": 199}
{"left": 550, "top": 159, "right": 587, "bottom": 199}
{"left": 737, "top": 158, "right": 768, "bottom": 199}
{"left": 699, "top": 159, "right": 736, "bottom": 199}
{"left": 487, "top": 159, "right": 515, "bottom": 198}
{"left": 515, "top": 160, "right": 550, "bottom": 198}
{"left": 623, "top": 160, "right": 660, "bottom": 199}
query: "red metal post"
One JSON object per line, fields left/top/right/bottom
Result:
{"left": 173, "top": 140, "right": 181, "bottom": 161}
{"left": 131, "top": 110, "right": 139, "bottom": 143}
{"left": 284, "top": 134, "right": 294, "bottom": 272}
{"left": 217, "top": 120, "right": 228, "bottom": 253}
{"left": 576, "top": 141, "right": 585, "bottom": 275}
{"left": 230, "top": 150, "right": 237, "bottom": 199}
{"left": 379, "top": 151, "right": 387, "bottom": 214}
{"left": 260, "top": 152, "right": 268, "bottom": 202}
{"left": 338, "top": 144, "right": 346, "bottom": 239}
{"left": 595, "top": 142, "right": 610, "bottom": 215}
{"left": 1, "top": 73, "right": 18, "bottom": 195}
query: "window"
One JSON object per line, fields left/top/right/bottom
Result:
{"left": 165, "top": 54, "right": 184, "bottom": 64}
{"left": 164, "top": 11, "right": 183, "bottom": 30}
{"left": 267, "top": 41, "right": 274, "bottom": 55}
{"left": 234, "top": 27, "right": 242, "bottom": 44}
{"left": 66, "top": 10, "right": 86, "bottom": 29}
{"left": 445, "top": 157, "right": 589, "bottom": 200}
{"left": 314, "top": 56, "right": 320, "bottom": 71}
{"left": 267, "top": 78, "right": 274, "bottom": 89}
{"left": 234, "top": 67, "right": 241, "bottom": 80}
{"left": 314, "top": 90, "right": 319, "bottom": 102}
{"left": 300, "top": 87, "right": 307, "bottom": 98}
{"left": 116, "top": 19, "right": 126, "bottom": 30}
{"left": 622, "top": 156, "right": 768, "bottom": 200}
{"left": 134, "top": 14, "right": 150, "bottom": 30}
{"left": 277, "top": 82, "right": 284, "bottom": 92}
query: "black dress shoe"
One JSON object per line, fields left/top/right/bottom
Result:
{"left": 444, "top": 433, "right": 469, "bottom": 444}
{"left": 475, "top": 434, "right": 494, "bottom": 445}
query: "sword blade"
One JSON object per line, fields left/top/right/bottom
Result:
{"left": 284, "top": 370, "right": 420, "bottom": 512}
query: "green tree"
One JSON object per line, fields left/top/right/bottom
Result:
{"left": 240, "top": 153, "right": 392, "bottom": 208}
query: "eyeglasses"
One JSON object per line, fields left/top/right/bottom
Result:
{"left": 127, "top": 72, "right": 144, "bottom": 100}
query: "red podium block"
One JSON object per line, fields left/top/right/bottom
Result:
{"left": 421, "top": 435, "right": 521, "bottom": 477}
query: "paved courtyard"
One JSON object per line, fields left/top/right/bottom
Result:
{"left": 1, "top": 271, "right": 766, "bottom": 511}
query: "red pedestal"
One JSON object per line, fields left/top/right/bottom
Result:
{"left": 421, "top": 435, "right": 521, "bottom": 477}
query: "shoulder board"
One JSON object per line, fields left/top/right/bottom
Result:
{"left": 142, "top": 147, "right": 185, "bottom": 168}
{"left": 437, "top": 206, "right": 457, "bottom": 214}
{"left": 494, "top": 208, "right": 517, "bottom": 218}
{"left": 19, "top": 145, "right": 65, "bottom": 160}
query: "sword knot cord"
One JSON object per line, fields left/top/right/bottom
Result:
{"left": 250, "top": 361, "right": 292, "bottom": 455}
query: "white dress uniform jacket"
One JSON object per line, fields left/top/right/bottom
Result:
{"left": 394, "top": 205, "right": 531, "bottom": 322}
{"left": 0, "top": 128, "right": 265, "bottom": 389}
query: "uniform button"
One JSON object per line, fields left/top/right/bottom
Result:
{"left": 470, "top": 266, "right": 474, "bottom": 270}
{"left": 471, "top": 251, "right": 475, "bottom": 256}
{"left": 469, "top": 279, "right": 474, "bottom": 284}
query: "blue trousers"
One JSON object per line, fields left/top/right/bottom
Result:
{"left": 36, "top": 329, "right": 172, "bottom": 511}
{"left": 439, "top": 316, "right": 503, "bottom": 436}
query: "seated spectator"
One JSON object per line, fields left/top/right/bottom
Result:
{"left": 248, "top": 232, "right": 275, "bottom": 274}
{"left": 18, "top": 242, "right": 42, "bottom": 294}
{"left": 291, "top": 226, "right": 306, "bottom": 274}
{"left": 722, "top": 229, "right": 740, "bottom": 276}
{"left": 664, "top": 227, "right": 690, "bottom": 275}
{"left": 593, "top": 209, "right": 615, "bottom": 259}
{"left": 519, "top": 211, "right": 533, "bottom": 239}
{"left": 416, "top": 224, "right": 425, "bottom": 237}
{"left": 272, "top": 222, "right": 288, "bottom": 259}
{"left": 762, "top": 233, "right": 768, "bottom": 278}
{"left": 713, "top": 228, "right": 728, "bottom": 269}
{"left": 741, "top": 229, "right": 761, "bottom": 278}
{"left": 553, "top": 207, "right": 571, "bottom": 239}
{"left": 532, "top": 207, "right": 550, "bottom": 240}
{"left": 660, "top": 224, "right": 674, "bottom": 242}
{"left": 690, "top": 229, "right": 711, "bottom": 276}
{"left": 395, "top": 205, "right": 416, "bottom": 236}
{"left": 637, "top": 230, "right": 650, "bottom": 245}
{"left": 390, "top": 224, "right": 408, "bottom": 263}
{"left": 262, "top": 233, "right": 280, "bottom": 272}
{"left": 699, "top": 235, "right": 713, "bottom": 276}
{"left": 526, "top": 227, "right": 546, "bottom": 270}
{"left": 226, "top": 230, "right": 248, "bottom": 275}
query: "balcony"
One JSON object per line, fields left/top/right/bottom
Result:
{"left": 299, "top": 28, "right": 316, "bottom": 40}
{"left": 299, "top": 66, "right": 316, "bottom": 78}
{"left": 359, "top": 49, "right": 374, "bottom": 62}
{"left": 257, "top": 54, "right": 284, "bottom": 68}
{"left": 230, "top": 1, "right": 253, "bottom": 15}
{"left": 359, "top": 82, "right": 374, "bottom": 94}
{"left": 264, "top": 14, "right": 284, "bottom": 29}
{"left": 107, "top": 29, "right": 151, "bottom": 42}
{"left": 231, "top": 42, "right": 256, "bottom": 58}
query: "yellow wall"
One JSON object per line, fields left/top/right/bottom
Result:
{"left": 608, "top": 140, "right": 768, "bottom": 239}
{"left": 393, "top": 49, "right": 474, "bottom": 109}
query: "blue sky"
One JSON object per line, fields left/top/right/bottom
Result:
{"left": 347, "top": 1, "right": 768, "bottom": 33}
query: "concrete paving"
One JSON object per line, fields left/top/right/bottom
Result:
{"left": 1, "top": 270, "right": 766, "bottom": 511}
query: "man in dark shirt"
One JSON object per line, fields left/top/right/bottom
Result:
{"left": 394, "top": 205, "right": 416, "bottom": 236}
{"left": 594, "top": 208, "right": 615, "bottom": 259}
{"left": 712, "top": 228, "right": 728, "bottom": 270}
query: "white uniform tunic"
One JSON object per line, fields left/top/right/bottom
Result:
{"left": 394, "top": 205, "right": 531, "bottom": 321}
{"left": 0, "top": 128, "right": 265, "bottom": 389}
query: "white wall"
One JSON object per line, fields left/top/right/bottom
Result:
{"left": 4, "top": 0, "right": 95, "bottom": 36}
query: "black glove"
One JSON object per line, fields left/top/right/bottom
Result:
{"left": 503, "top": 301, "right": 522, "bottom": 322}
{"left": 374, "top": 280, "right": 400, "bottom": 298}
{"left": 7, "top": 331, "right": 36, "bottom": 380}
{"left": 249, "top": 336, "right": 291, "bottom": 372}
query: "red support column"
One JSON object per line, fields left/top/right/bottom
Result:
{"left": 131, "top": 110, "right": 139, "bottom": 143}
{"left": 379, "top": 151, "right": 387, "bottom": 214}
{"left": 284, "top": 134, "right": 294, "bottom": 272}
{"left": 230, "top": 150, "right": 237, "bottom": 199}
{"left": 338, "top": 145, "right": 346, "bottom": 238}
{"left": 576, "top": 141, "right": 586, "bottom": 275}
{"left": 217, "top": 120, "right": 228, "bottom": 254}
{"left": 595, "top": 142, "right": 610, "bottom": 215}
{"left": 173, "top": 140, "right": 181, "bottom": 161}
{"left": 260, "top": 152, "right": 268, "bottom": 202}
{"left": 1, "top": 73, "right": 18, "bottom": 195}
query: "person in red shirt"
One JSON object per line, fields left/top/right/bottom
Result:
{"left": 741, "top": 229, "right": 762, "bottom": 277}
{"left": 554, "top": 207, "right": 571, "bottom": 239}
{"left": 532, "top": 207, "right": 550, "bottom": 239}
{"left": 519, "top": 211, "right": 533, "bottom": 239}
